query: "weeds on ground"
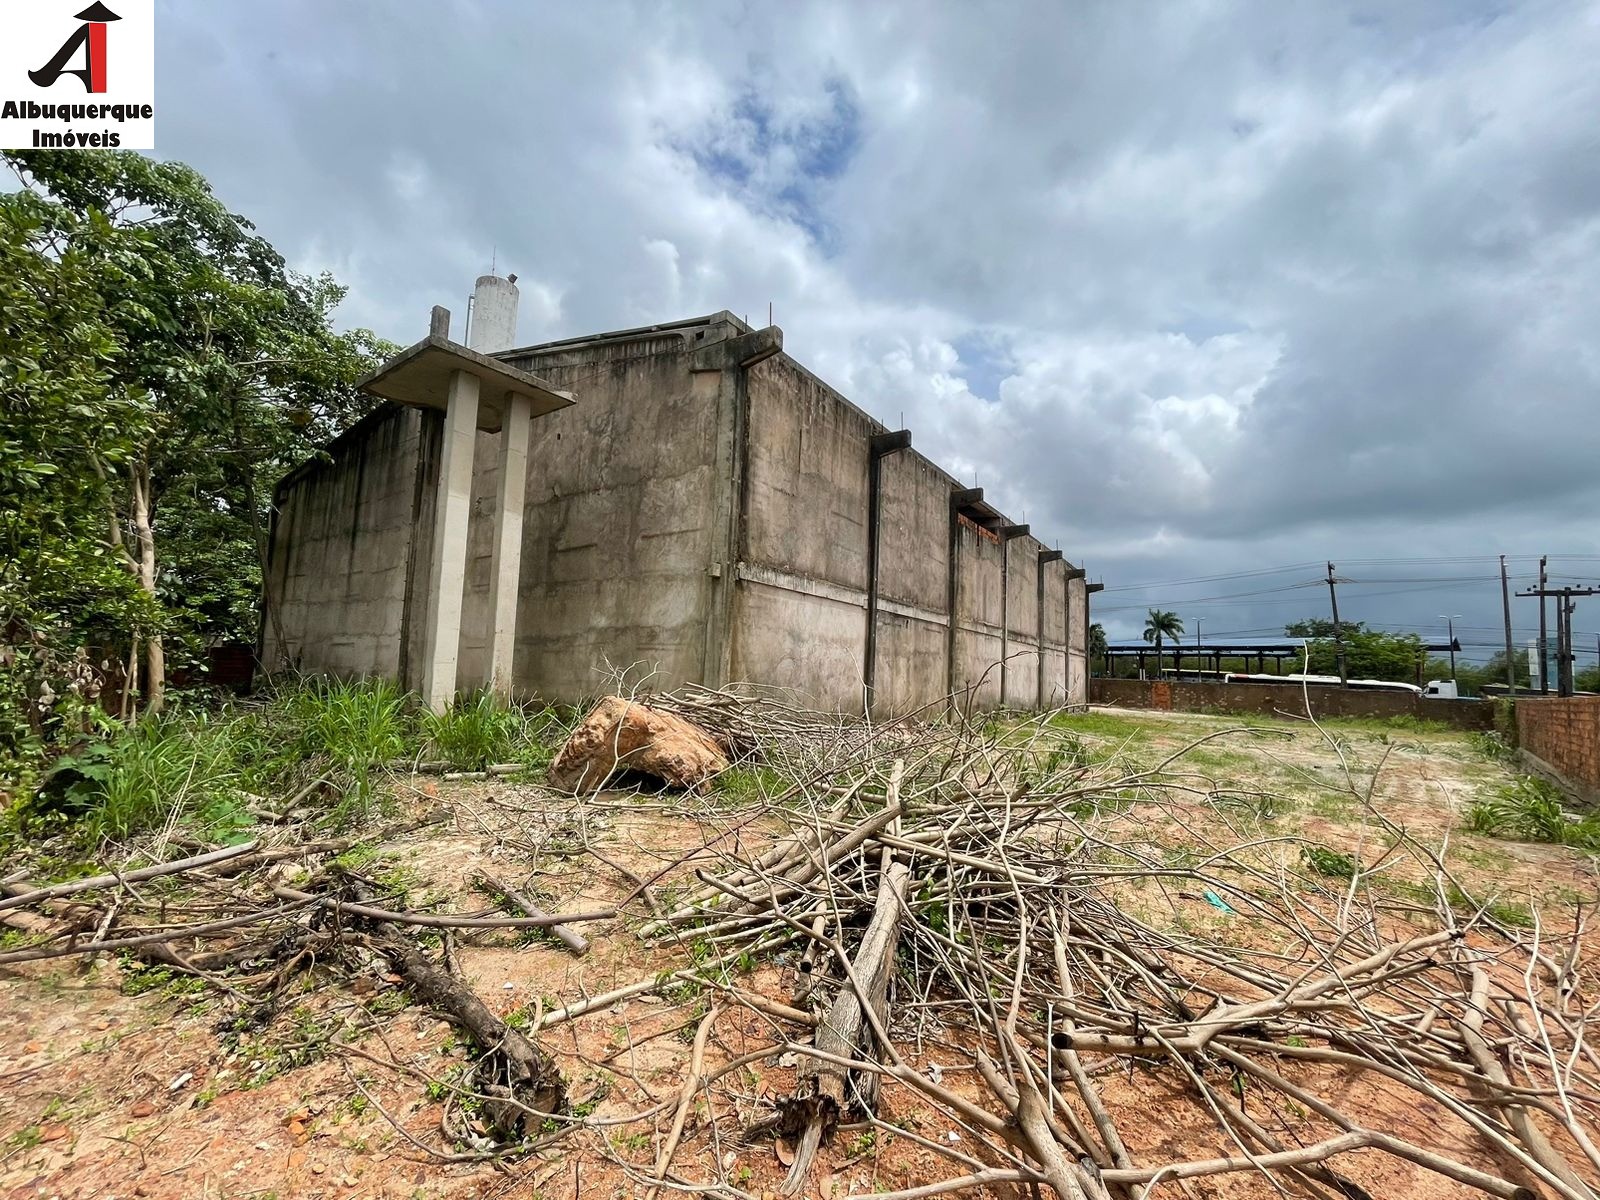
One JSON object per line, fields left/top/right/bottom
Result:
{"left": 421, "top": 690, "right": 523, "bottom": 769}
{"left": 1464, "top": 775, "right": 1600, "bottom": 850}
{"left": 1471, "top": 730, "right": 1518, "bottom": 764}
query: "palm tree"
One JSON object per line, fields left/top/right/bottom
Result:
{"left": 1142, "top": 609, "right": 1185, "bottom": 677}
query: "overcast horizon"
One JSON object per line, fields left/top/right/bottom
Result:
{"left": 153, "top": 1, "right": 1600, "bottom": 663}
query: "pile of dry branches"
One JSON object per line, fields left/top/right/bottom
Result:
{"left": 639, "top": 698, "right": 1600, "bottom": 1200}
{"left": 0, "top": 816, "right": 607, "bottom": 1148}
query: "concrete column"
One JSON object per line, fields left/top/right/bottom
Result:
{"left": 487, "top": 392, "right": 531, "bottom": 698}
{"left": 421, "top": 369, "right": 480, "bottom": 712}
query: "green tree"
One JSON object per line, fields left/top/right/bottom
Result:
{"left": 1299, "top": 628, "right": 1424, "bottom": 683}
{"left": 1142, "top": 609, "right": 1184, "bottom": 675}
{"left": 4, "top": 151, "right": 390, "bottom": 713}
{"left": 1089, "top": 622, "right": 1107, "bottom": 663}
{"left": 1285, "top": 617, "right": 1367, "bottom": 639}
{"left": 1, "top": 182, "right": 158, "bottom": 784}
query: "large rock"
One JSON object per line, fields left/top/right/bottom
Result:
{"left": 547, "top": 696, "right": 730, "bottom": 793}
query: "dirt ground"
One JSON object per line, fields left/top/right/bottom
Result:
{"left": 2, "top": 706, "right": 1595, "bottom": 1200}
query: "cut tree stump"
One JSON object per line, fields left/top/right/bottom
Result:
{"left": 547, "top": 696, "right": 729, "bottom": 793}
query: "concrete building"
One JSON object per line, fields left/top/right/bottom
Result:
{"left": 263, "top": 284, "right": 1094, "bottom": 714}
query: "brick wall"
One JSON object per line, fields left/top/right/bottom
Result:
{"left": 1515, "top": 697, "right": 1600, "bottom": 802}
{"left": 1090, "top": 677, "right": 1495, "bottom": 730}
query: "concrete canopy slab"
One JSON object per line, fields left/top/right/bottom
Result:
{"left": 357, "top": 335, "right": 574, "bottom": 432}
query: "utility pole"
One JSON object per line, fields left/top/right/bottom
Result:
{"left": 1561, "top": 596, "right": 1577, "bottom": 696}
{"left": 1500, "top": 555, "right": 1516, "bottom": 695}
{"left": 1326, "top": 562, "right": 1347, "bottom": 686}
{"left": 1195, "top": 617, "right": 1202, "bottom": 680}
{"left": 1515, "top": 584, "right": 1599, "bottom": 697}
{"left": 1539, "top": 555, "right": 1549, "bottom": 694}
{"left": 1438, "top": 614, "right": 1460, "bottom": 682}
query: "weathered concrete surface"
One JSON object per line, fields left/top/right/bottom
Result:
{"left": 486, "top": 321, "right": 731, "bottom": 698}
{"left": 267, "top": 311, "right": 1091, "bottom": 716}
{"left": 1002, "top": 534, "right": 1041, "bottom": 708}
{"left": 487, "top": 391, "right": 531, "bottom": 696}
{"left": 420, "top": 368, "right": 481, "bottom": 711}
{"left": 264, "top": 404, "right": 427, "bottom": 679}
{"left": 1040, "top": 557, "right": 1068, "bottom": 707}
{"left": 871, "top": 450, "right": 955, "bottom": 716}
{"left": 1067, "top": 576, "right": 1089, "bottom": 707}
{"left": 547, "top": 695, "right": 730, "bottom": 793}
{"left": 953, "top": 520, "right": 1005, "bottom": 709}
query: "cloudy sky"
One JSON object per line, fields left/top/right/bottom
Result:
{"left": 155, "top": 1, "right": 1600, "bottom": 663}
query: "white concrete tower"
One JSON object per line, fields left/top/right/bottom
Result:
{"left": 471, "top": 274, "right": 531, "bottom": 700}
{"left": 469, "top": 274, "right": 519, "bottom": 353}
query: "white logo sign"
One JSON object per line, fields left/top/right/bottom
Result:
{"left": 0, "top": 1, "right": 155, "bottom": 150}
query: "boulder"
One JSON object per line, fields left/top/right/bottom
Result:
{"left": 547, "top": 696, "right": 730, "bottom": 793}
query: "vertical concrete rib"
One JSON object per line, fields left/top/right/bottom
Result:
{"left": 421, "top": 369, "right": 480, "bottom": 712}
{"left": 1038, "top": 549, "right": 1062, "bottom": 708}
{"left": 487, "top": 392, "right": 531, "bottom": 698}
{"left": 864, "top": 430, "right": 911, "bottom": 714}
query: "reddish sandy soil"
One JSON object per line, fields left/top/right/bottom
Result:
{"left": 3, "top": 715, "right": 1597, "bottom": 1200}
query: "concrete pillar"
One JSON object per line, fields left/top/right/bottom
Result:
{"left": 421, "top": 369, "right": 480, "bottom": 712}
{"left": 487, "top": 392, "right": 531, "bottom": 698}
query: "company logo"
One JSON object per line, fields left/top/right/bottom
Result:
{"left": 0, "top": 1, "right": 154, "bottom": 150}
{"left": 30, "top": 3, "right": 121, "bottom": 93}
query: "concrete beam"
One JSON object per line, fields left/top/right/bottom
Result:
{"left": 870, "top": 429, "right": 912, "bottom": 457}
{"left": 1039, "top": 549, "right": 1064, "bottom": 564}
{"left": 951, "top": 487, "right": 984, "bottom": 507}
{"left": 486, "top": 391, "right": 531, "bottom": 698}
{"left": 421, "top": 369, "right": 480, "bottom": 712}
{"left": 691, "top": 325, "right": 784, "bottom": 372}
{"left": 1001, "top": 523, "right": 1031, "bottom": 541}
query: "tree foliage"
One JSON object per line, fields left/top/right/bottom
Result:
{"left": 1, "top": 150, "right": 390, "bottom": 788}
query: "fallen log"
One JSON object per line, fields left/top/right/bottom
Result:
{"left": 369, "top": 928, "right": 567, "bottom": 1139}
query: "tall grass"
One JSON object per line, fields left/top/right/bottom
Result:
{"left": 285, "top": 678, "right": 411, "bottom": 822}
{"left": 421, "top": 690, "right": 522, "bottom": 769}
{"left": 1464, "top": 776, "right": 1600, "bottom": 850}
{"left": 82, "top": 712, "right": 254, "bottom": 844}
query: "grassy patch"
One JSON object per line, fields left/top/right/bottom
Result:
{"left": 1464, "top": 776, "right": 1600, "bottom": 850}
{"left": 421, "top": 690, "right": 523, "bottom": 770}
{"left": 711, "top": 765, "right": 793, "bottom": 804}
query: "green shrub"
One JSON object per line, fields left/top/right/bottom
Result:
{"left": 1464, "top": 776, "right": 1600, "bottom": 849}
{"left": 76, "top": 712, "right": 253, "bottom": 843}
{"left": 1300, "top": 845, "right": 1359, "bottom": 879}
{"left": 421, "top": 690, "right": 523, "bottom": 769}
{"left": 1470, "top": 731, "right": 1517, "bottom": 764}
{"left": 284, "top": 677, "right": 412, "bottom": 821}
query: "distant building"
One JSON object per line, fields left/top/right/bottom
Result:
{"left": 263, "top": 280, "right": 1093, "bottom": 714}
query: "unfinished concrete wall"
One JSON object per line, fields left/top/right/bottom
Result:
{"left": 871, "top": 450, "right": 954, "bottom": 716}
{"left": 1040, "top": 558, "right": 1067, "bottom": 707}
{"left": 267, "top": 311, "right": 1090, "bottom": 715}
{"left": 953, "top": 519, "right": 1005, "bottom": 710}
{"left": 487, "top": 325, "right": 726, "bottom": 699}
{"left": 264, "top": 404, "right": 430, "bottom": 680}
{"left": 1067, "top": 576, "right": 1089, "bottom": 706}
{"left": 1002, "top": 536, "right": 1041, "bottom": 707}
{"left": 731, "top": 354, "right": 874, "bottom": 711}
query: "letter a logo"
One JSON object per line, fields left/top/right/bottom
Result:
{"left": 30, "top": 3, "right": 122, "bottom": 93}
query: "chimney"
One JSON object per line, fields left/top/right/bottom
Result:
{"left": 468, "top": 273, "right": 519, "bottom": 354}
